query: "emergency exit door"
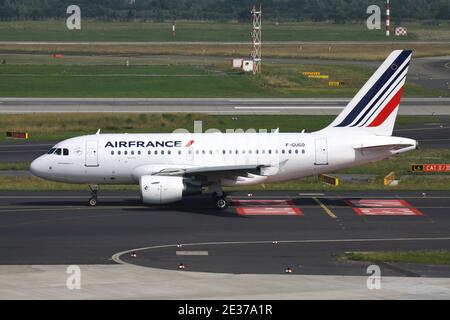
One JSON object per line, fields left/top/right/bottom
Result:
{"left": 314, "top": 138, "right": 328, "bottom": 165}
{"left": 85, "top": 141, "right": 99, "bottom": 167}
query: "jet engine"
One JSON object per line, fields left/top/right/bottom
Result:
{"left": 139, "top": 175, "right": 202, "bottom": 204}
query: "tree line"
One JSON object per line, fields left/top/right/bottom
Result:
{"left": 0, "top": 0, "right": 449, "bottom": 22}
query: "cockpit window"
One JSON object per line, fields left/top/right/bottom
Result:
{"left": 55, "top": 148, "right": 62, "bottom": 155}
{"left": 63, "top": 148, "right": 69, "bottom": 156}
{"left": 47, "top": 148, "right": 56, "bottom": 154}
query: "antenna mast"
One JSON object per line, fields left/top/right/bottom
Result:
{"left": 251, "top": 4, "right": 262, "bottom": 74}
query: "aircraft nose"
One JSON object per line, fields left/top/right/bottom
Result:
{"left": 30, "top": 156, "right": 46, "bottom": 178}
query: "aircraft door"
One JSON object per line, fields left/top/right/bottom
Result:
{"left": 85, "top": 140, "right": 99, "bottom": 167}
{"left": 314, "top": 138, "right": 328, "bottom": 165}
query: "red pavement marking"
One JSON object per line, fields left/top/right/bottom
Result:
{"left": 353, "top": 207, "right": 423, "bottom": 216}
{"left": 236, "top": 206, "right": 303, "bottom": 216}
{"left": 345, "top": 199, "right": 412, "bottom": 208}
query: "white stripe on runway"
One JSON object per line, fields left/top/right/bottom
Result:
{"left": 235, "top": 106, "right": 344, "bottom": 110}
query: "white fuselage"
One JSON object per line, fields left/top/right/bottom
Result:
{"left": 30, "top": 131, "right": 417, "bottom": 186}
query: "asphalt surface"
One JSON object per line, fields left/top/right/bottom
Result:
{"left": 0, "top": 191, "right": 449, "bottom": 277}
{"left": 1, "top": 97, "right": 449, "bottom": 114}
{"left": 1, "top": 121, "right": 448, "bottom": 163}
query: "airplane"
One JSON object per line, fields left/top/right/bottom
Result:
{"left": 30, "top": 49, "right": 417, "bottom": 210}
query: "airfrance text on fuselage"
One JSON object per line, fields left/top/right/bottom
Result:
{"left": 105, "top": 141, "right": 182, "bottom": 148}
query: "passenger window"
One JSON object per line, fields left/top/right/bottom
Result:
{"left": 302, "top": 150, "right": 305, "bottom": 154}
{"left": 118, "top": 151, "right": 121, "bottom": 155}
{"left": 131, "top": 151, "right": 134, "bottom": 155}
{"left": 178, "top": 150, "right": 181, "bottom": 155}
{"left": 138, "top": 150, "right": 141, "bottom": 155}
{"left": 295, "top": 150, "right": 299, "bottom": 154}
{"left": 55, "top": 148, "right": 62, "bottom": 155}
{"left": 155, "top": 150, "right": 158, "bottom": 155}
{"left": 282, "top": 150, "right": 285, "bottom": 154}
{"left": 288, "top": 150, "right": 292, "bottom": 154}
{"left": 148, "top": 150, "right": 151, "bottom": 155}
{"left": 111, "top": 151, "right": 114, "bottom": 155}
{"left": 168, "top": 150, "right": 171, "bottom": 155}
{"left": 124, "top": 151, "right": 128, "bottom": 155}
{"left": 161, "top": 150, "right": 165, "bottom": 155}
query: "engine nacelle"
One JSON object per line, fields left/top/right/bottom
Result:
{"left": 139, "top": 175, "right": 202, "bottom": 204}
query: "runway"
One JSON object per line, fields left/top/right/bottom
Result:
{"left": 1, "top": 97, "right": 449, "bottom": 114}
{"left": 1, "top": 191, "right": 449, "bottom": 277}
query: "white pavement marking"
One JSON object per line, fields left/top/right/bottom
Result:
{"left": 235, "top": 106, "right": 344, "bottom": 110}
{"left": 299, "top": 193, "right": 325, "bottom": 196}
{"left": 176, "top": 251, "right": 209, "bottom": 256}
{"left": 395, "top": 126, "right": 450, "bottom": 132}
{"left": 112, "top": 237, "right": 450, "bottom": 265}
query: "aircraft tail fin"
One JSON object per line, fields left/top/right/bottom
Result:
{"left": 325, "top": 49, "right": 412, "bottom": 136}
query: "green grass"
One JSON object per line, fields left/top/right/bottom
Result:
{"left": 0, "top": 162, "right": 30, "bottom": 170}
{"left": 339, "top": 250, "right": 450, "bottom": 265}
{"left": 0, "top": 63, "right": 446, "bottom": 98}
{"left": 341, "top": 149, "right": 450, "bottom": 176}
{"left": 1, "top": 114, "right": 449, "bottom": 143}
{"left": 0, "top": 64, "right": 267, "bottom": 98}
{"left": 1, "top": 20, "right": 449, "bottom": 42}
{"left": 0, "top": 20, "right": 438, "bottom": 42}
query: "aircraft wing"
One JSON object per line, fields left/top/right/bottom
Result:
{"left": 152, "top": 164, "right": 264, "bottom": 177}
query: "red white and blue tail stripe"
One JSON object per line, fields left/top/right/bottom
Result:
{"left": 327, "top": 50, "right": 412, "bottom": 136}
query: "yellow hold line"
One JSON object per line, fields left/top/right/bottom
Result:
{"left": 313, "top": 197, "right": 337, "bottom": 219}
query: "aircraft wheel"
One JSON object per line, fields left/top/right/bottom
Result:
{"left": 216, "top": 197, "right": 228, "bottom": 210}
{"left": 88, "top": 197, "right": 97, "bottom": 207}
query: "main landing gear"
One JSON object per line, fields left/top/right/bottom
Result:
{"left": 88, "top": 184, "right": 99, "bottom": 207}
{"left": 210, "top": 182, "right": 228, "bottom": 210}
{"left": 212, "top": 192, "right": 228, "bottom": 210}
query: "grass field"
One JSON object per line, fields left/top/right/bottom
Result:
{"left": 339, "top": 250, "right": 450, "bottom": 265}
{"left": 0, "top": 63, "right": 445, "bottom": 98}
{"left": 2, "top": 114, "right": 449, "bottom": 142}
{"left": 1, "top": 20, "right": 449, "bottom": 42}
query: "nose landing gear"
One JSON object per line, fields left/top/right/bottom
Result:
{"left": 88, "top": 184, "right": 99, "bottom": 207}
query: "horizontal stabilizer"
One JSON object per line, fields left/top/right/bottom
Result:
{"left": 353, "top": 143, "right": 415, "bottom": 151}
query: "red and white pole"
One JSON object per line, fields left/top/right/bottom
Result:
{"left": 386, "top": 0, "right": 390, "bottom": 36}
